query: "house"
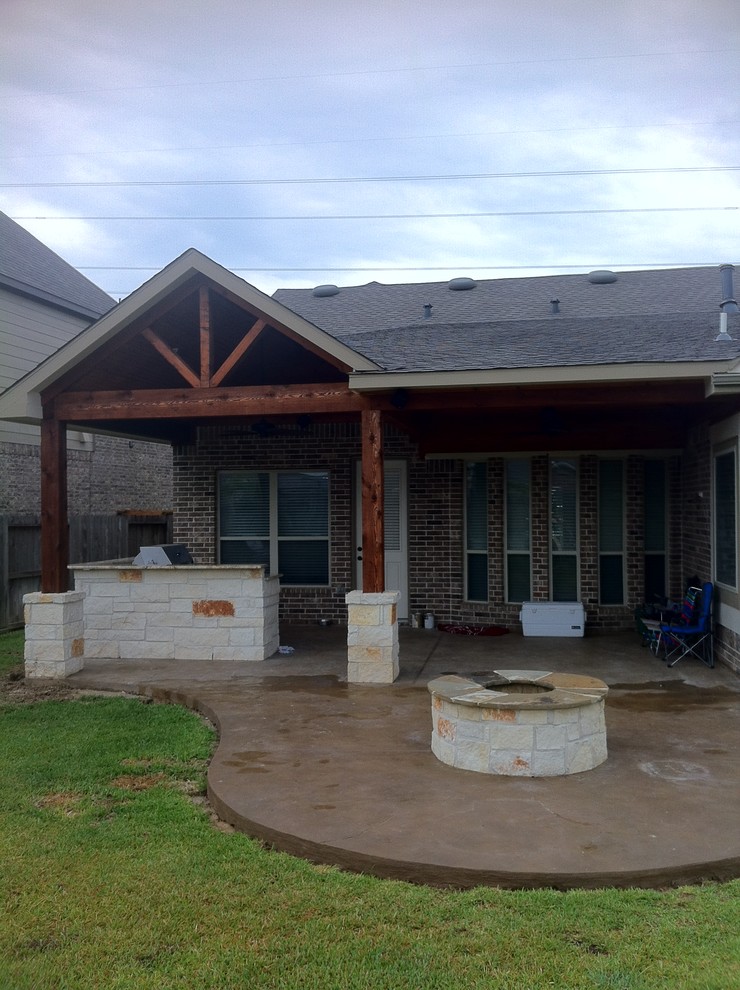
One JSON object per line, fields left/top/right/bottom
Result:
{"left": 0, "top": 211, "right": 172, "bottom": 515}
{"left": 1, "top": 248, "right": 739, "bottom": 677}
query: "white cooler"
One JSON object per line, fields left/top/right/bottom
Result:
{"left": 519, "top": 601, "right": 586, "bottom": 637}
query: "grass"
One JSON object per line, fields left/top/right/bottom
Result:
{"left": 1, "top": 631, "right": 738, "bottom": 989}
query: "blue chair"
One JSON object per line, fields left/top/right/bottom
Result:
{"left": 659, "top": 581, "right": 714, "bottom": 668}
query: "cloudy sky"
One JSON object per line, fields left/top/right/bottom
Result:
{"left": 2, "top": 0, "right": 738, "bottom": 299}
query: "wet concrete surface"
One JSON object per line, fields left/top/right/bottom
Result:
{"left": 68, "top": 626, "right": 740, "bottom": 889}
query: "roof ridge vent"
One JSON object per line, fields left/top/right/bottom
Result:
{"left": 587, "top": 270, "right": 618, "bottom": 284}
{"left": 448, "top": 277, "right": 477, "bottom": 291}
{"left": 312, "top": 284, "right": 340, "bottom": 297}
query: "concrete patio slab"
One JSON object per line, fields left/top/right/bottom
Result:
{"left": 68, "top": 626, "right": 740, "bottom": 889}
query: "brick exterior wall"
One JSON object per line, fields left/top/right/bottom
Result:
{"left": 172, "top": 420, "right": 722, "bottom": 635}
{"left": 0, "top": 435, "right": 173, "bottom": 514}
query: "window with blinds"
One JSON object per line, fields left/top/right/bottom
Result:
{"left": 465, "top": 462, "right": 488, "bottom": 601}
{"left": 550, "top": 458, "right": 578, "bottom": 601}
{"left": 714, "top": 449, "right": 737, "bottom": 589}
{"left": 599, "top": 460, "right": 624, "bottom": 604}
{"left": 506, "top": 459, "right": 531, "bottom": 602}
{"left": 219, "top": 470, "right": 329, "bottom": 585}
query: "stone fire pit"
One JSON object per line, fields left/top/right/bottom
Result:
{"left": 428, "top": 669, "right": 608, "bottom": 776}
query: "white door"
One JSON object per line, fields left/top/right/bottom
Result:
{"left": 354, "top": 459, "right": 409, "bottom": 620}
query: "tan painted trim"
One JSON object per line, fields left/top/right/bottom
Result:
{"left": 349, "top": 361, "right": 733, "bottom": 391}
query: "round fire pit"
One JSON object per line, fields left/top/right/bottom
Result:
{"left": 428, "top": 669, "right": 608, "bottom": 776}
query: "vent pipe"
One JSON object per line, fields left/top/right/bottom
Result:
{"left": 550, "top": 298, "right": 560, "bottom": 314}
{"left": 720, "top": 264, "right": 739, "bottom": 313}
{"left": 423, "top": 303, "right": 433, "bottom": 319}
{"left": 716, "top": 264, "right": 738, "bottom": 341}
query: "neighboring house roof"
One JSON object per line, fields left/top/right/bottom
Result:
{"left": 274, "top": 267, "right": 740, "bottom": 373}
{"left": 0, "top": 212, "right": 115, "bottom": 319}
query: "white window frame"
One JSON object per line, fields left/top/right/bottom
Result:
{"left": 550, "top": 457, "right": 579, "bottom": 602}
{"left": 464, "top": 460, "right": 489, "bottom": 602}
{"left": 218, "top": 469, "right": 331, "bottom": 587}
{"left": 598, "top": 458, "right": 626, "bottom": 606}
{"left": 504, "top": 458, "right": 532, "bottom": 603}
{"left": 713, "top": 444, "right": 738, "bottom": 593}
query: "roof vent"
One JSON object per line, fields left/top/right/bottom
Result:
{"left": 312, "top": 284, "right": 340, "bottom": 297}
{"left": 448, "top": 277, "right": 477, "bottom": 291}
{"left": 550, "top": 298, "right": 560, "bottom": 314}
{"left": 423, "top": 303, "right": 433, "bottom": 319}
{"left": 587, "top": 270, "right": 618, "bottom": 284}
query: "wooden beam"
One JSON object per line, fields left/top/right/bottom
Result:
{"left": 361, "top": 408, "right": 384, "bottom": 593}
{"left": 211, "top": 318, "right": 266, "bottom": 388}
{"left": 199, "top": 285, "right": 213, "bottom": 387}
{"left": 141, "top": 328, "right": 200, "bottom": 388}
{"left": 40, "top": 411, "right": 69, "bottom": 593}
{"left": 42, "top": 277, "right": 205, "bottom": 402}
{"left": 214, "top": 284, "right": 353, "bottom": 373}
{"left": 53, "top": 383, "right": 368, "bottom": 421}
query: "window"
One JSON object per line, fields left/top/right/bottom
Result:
{"left": 550, "top": 458, "right": 578, "bottom": 601}
{"left": 599, "top": 460, "right": 624, "bottom": 605}
{"left": 714, "top": 449, "right": 737, "bottom": 588}
{"left": 644, "top": 459, "right": 668, "bottom": 601}
{"left": 219, "top": 470, "right": 329, "bottom": 585}
{"left": 505, "top": 460, "right": 531, "bottom": 601}
{"left": 465, "top": 462, "right": 488, "bottom": 601}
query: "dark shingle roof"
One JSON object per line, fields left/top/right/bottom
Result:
{"left": 0, "top": 212, "right": 114, "bottom": 319}
{"left": 274, "top": 267, "right": 740, "bottom": 372}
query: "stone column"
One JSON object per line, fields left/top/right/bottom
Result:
{"left": 346, "top": 590, "right": 400, "bottom": 683}
{"left": 23, "top": 590, "right": 85, "bottom": 679}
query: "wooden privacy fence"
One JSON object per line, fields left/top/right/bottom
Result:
{"left": 0, "top": 512, "right": 172, "bottom": 632}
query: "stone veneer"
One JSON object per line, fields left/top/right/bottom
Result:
{"left": 346, "top": 590, "right": 400, "bottom": 683}
{"left": 23, "top": 591, "right": 85, "bottom": 678}
{"left": 71, "top": 562, "right": 279, "bottom": 662}
{"left": 428, "top": 670, "right": 608, "bottom": 776}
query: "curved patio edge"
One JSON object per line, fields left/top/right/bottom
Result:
{"left": 124, "top": 679, "right": 740, "bottom": 892}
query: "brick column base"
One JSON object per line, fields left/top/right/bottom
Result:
{"left": 23, "top": 591, "right": 85, "bottom": 679}
{"left": 345, "top": 590, "right": 400, "bottom": 684}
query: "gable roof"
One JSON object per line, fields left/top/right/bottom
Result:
{"left": 274, "top": 266, "right": 740, "bottom": 374}
{"left": 0, "top": 248, "right": 379, "bottom": 424}
{"left": 0, "top": 212, "right": 115, "bottom": 319}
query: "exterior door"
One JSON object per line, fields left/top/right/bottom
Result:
{"left": 354, "top": 459, "right": 409, "bottom": 620}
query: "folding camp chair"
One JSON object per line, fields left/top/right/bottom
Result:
{"left": 641, "top": 585, "right": 700, "bottom": 656}
{"left": 659, "top": 581, "right": 714, "bottom": 668}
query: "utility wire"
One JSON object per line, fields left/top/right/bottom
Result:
{"left": 6, "top": 47, "right": 736, "bottom": 98}
{"left": 2, "top": 118, "right": 736, "bottom": 162}
{"left": 11, "top": 206, "right": 738, "bottom": 222}
{"left": 77, "top": 262, "right": 727, "bottom": 273}
{"left": 2, "top": 165, "right": 737, "bottom": 189}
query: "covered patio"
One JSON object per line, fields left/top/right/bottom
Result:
{"left": 66, "top": 625, "right": 740, "bottom": 890}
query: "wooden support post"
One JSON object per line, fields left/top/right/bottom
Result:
{"left": 40, "top": 410, "right": 69, "bottom": 593}
{"left": 199, "top": 285, "right": 213, "bottom": 386}
{"left": 361, "top": 407, "right": 384, "bottom": 593}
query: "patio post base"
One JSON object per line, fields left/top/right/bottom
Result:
{"left": 345, "top": 590, "right": 400, "bottom": 684}
{"left": 23, "top": 590, "right": 85, "bottom": 679}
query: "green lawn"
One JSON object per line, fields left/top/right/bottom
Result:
{"left": 0, "top": 631, "right": 738, "bottom": 989}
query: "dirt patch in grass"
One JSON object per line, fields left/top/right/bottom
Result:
{"left": 34, "top": 791, "right": 86, "bottom": 816}
{"left": 110, "top": 773, "right": 170, "bottom": 791}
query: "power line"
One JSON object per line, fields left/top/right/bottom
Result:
{"left": 11, "top": 206, "right": 738, "bottom": 222}
{"left": 2, "top": 165, "right": 737, "bottom": 190}
{"left": 76, "top": 262, "right": 728, "bottom": 273}
{"left": 5, "top": 48, "right": 736, "bottom": 98}
{"left": 2, "top": 118, "right": 737, "bottom": 163}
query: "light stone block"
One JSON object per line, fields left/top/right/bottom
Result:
{"left": 535, "top": 725, "right": 568, "bottom": 750}
{"left": 120, "top": 640, "right": 174, "bottom": 660}
{"left": 532, "top": 749, "right": 567, "bottom": 776}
